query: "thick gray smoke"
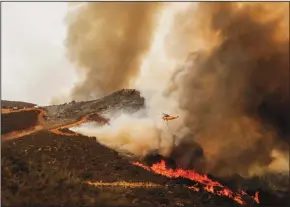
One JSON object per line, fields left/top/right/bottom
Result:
{"left": 66, "top": 2, "right": 163, "bottom": 101}
{"left": 71, "top": 2, "right": 289, "bottom": 178}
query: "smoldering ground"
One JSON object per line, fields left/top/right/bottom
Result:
{"left": 65, "top": 2, "right": 164, "bottom": 101}
{"left": 70, "top": 2, "right": 289, "bottom": 179}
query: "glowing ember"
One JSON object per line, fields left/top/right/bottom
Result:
{"left": 87, "top": 181, "right": 163, "bottom": 188}
{"left": 254, "top": 192, "right": 260, "bottom": 204}
{"left": 133, "top": 160, "right": 260, "bottom": 205}
{"left": 188, "top": 185, "right": 200, "bottom": 192}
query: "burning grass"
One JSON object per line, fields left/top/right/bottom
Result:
{"left": 133, "top": 160, "right": 260, "bottom": 205}
{"left": 2, "top": 126, "right": 288, "bottom": 206}
{"left": 1, "top": 91, "right": 288, "bottom": 206}
{"left": 2, "top": 131, "right": 240, "bottom": 207}
{"left": 88, "top": 181, "right": 163, "bottom": 188}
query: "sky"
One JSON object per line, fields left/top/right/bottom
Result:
{"left": 2, "top": 2, "right": 78, "bottom": 105}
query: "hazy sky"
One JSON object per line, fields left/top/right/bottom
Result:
{"left": 2, "top": 2, "right": 78, "bottom": 105}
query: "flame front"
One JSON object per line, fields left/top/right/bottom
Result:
{"left": 133, "top": 160, "right": 260, "bottom": 205}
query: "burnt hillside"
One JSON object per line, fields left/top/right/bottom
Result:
{"left": 1, "top": 131, "right": 238, "bottom": 207}
{"left": 1, "top": 110, "right": 40, "bottom": 134}
{"left": 1, "top": 100, "right": 37, "bottom": 109}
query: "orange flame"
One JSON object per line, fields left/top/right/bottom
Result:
{"left": 133, "top": 160, "right": 260, "bottom": 205}
{"left": 254, "top": 192, "right": 260, "bottom": 204}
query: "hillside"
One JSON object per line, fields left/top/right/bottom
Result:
{"left": 1, "top": 110, "right": 40, "bottom": 134}
{"left": 1, "top": 100, "right": 37, "bottom": 109}
{"left": 1, "top": 89, "right": 288, "bottom": 207}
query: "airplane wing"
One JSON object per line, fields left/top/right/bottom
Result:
{"left": 162, "top": 113, "right": 170, "bottom": 117}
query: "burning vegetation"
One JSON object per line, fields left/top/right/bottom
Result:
{"left": 64, "top": 2, "right": 289, "bottom": 179}
{"left": 65, "top": 2, "right": 288, "bottom": 205}
{"left": 164, "top": 2, "right": 289, "bottom": 178}
{"left": 133, "top": 159, "right": 260, "bottom": 205}
{"left": 2, "top": 2, "right": 289, "bottom": 207}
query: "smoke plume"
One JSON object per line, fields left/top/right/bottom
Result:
{"left": 66, "top": 2, "right": 163, "bottom": 100}
{"left": 166, "top": 2, "right": 289, "bottom": 177}
{"left": 71, "top": 2, "right": 289, "bottom": 178}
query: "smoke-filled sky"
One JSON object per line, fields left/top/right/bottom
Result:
{"left": 1, "top": 2, "right": 190, "bottom": 105}
{"left": 2, "top": 2, "right": 289, "bottom": 178}
{"left": 70, "top": 2, "right": 289, "bottom": 178}
{"left": 2, "top": 2, "right": 78, "bottom": 105}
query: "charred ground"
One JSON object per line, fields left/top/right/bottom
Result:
{"left": 1, "top": 100, "right": 37, "bottom": 109}
{"left": 1, "top": 110, "right": 40, "bottom": 134}
{"left": 2, "top": 132, "right": 243, "bottom": 207}
{"left": 1, "top": 89, "right": 289, "bottom": 207}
